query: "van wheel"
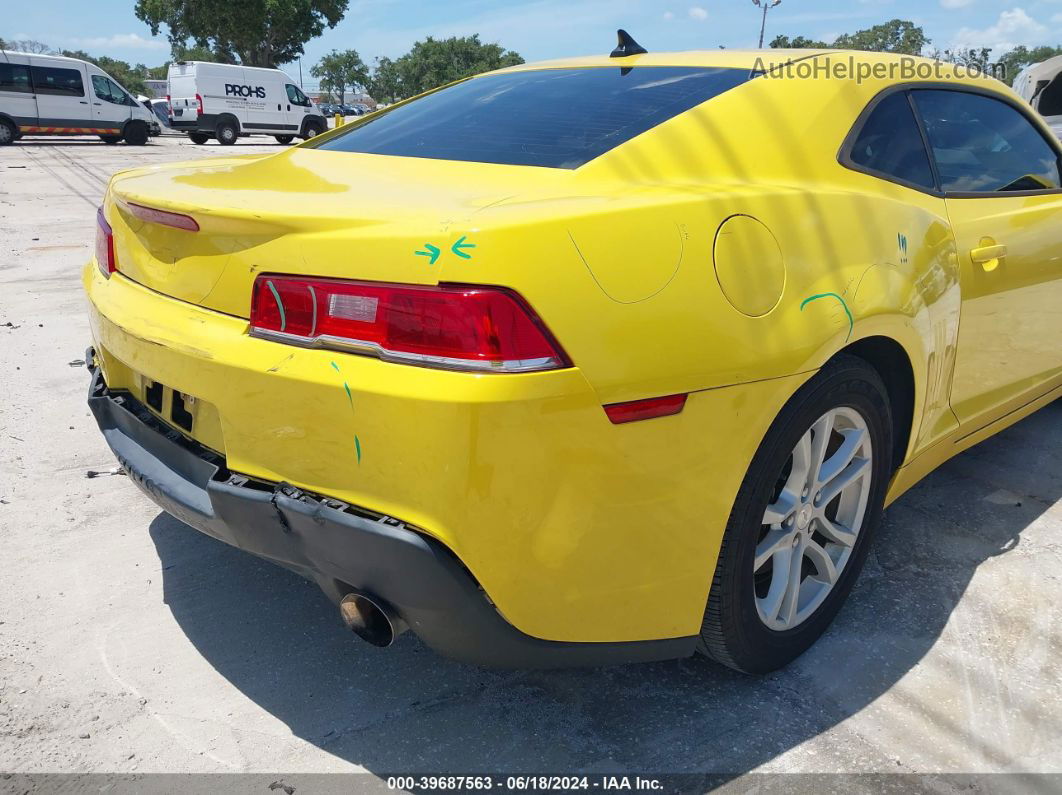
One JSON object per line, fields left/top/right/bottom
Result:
{"left": 216, "top": 120, "right": 238, "bottom": 145}
{"left": 300, "top": 121, "right": 325, "bottom": 140}
{"left": 0, "top": 119, "right": 16, "bottom": 146}
{"left": 188, "top": 133, "right": 211, "bottom": 145}
{"left": 124, "top": 122, "right": 149, "bottom": 146}
{"left": 274, "top": 134, "right": 294, "bottom": 144}
{"left": 99, "top": 135, "right": 122, "bottom": 145}
{"left": 697, "top": 355, "right": 892, "bottom": 674}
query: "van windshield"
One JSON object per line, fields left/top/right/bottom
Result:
{"left": 311, "top": 66, "right": 751, "bottom": 168}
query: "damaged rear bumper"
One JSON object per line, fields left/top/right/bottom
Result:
{"left": 87, "top": 361, "right": 695, "bottom": 668}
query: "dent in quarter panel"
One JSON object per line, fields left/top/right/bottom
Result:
{"left": 566, "top": 203, "right": 685, "bottom": 303}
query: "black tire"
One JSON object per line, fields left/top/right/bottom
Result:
{"left": 300, "top": 120, "right": 325, "bottom": 140}
{"left": 216, "top": 120, "right": 238, "bottom": 145}
{"left": 189, "top": 132, "right": 211, "bottom": 145}
{"left": 0, "top": 119, "right": 16, "bottom": 146}
{"left": 274, "top": 134, "right": 294, "bottom": 144}
{"left": 123, "top": 122, "right": 149, "bottom": 146}
{"left": 99, "top": 135, "right": 122, "bottom": 145}
{"left": 698, "top": 354, "right": 893, "bottom": 674}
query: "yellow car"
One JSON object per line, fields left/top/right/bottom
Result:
{"left": 83, "top": 38, "right": 1062, "bottom": 672}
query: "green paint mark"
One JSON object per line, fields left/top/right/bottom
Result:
{"left": 800, "top": 292, "right": 854, "bottom": 341}
{"left": 330, "top": 361, "right": 341, "bottom": 373}
{"left": 451, "top": 235, "right": 476, "bottom": 259}
{"left": 343, "top": 381, "right": 353, "bottom": 407}
{"left": 354, "top": 434, "right": 362, "bottom": 464}
{"left": 415, "top": 243, "right": 441, "bottom": 265}
{"left": 266, "top": 279, "right": 286, "bottom": 332}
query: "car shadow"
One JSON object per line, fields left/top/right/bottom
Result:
{"left": 148, "top": 401, "right": 1061, "bottom": 775}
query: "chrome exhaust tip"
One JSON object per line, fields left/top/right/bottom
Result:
{"left": 339, "top": 592, "right": 408, "bottom": 647}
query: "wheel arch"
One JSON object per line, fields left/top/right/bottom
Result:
{"left": 300, "top": 115, "right": 325, "bottom": 137}
{"left": 215, "top": 113, "right": 241, "bottom": 134}
{"left": 0, "top": 112, "right": 19, "bottom": 133}
{"left": 833, "top": 335, "right": 916, "bottom": 472}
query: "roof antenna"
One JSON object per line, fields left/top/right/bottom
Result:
{"left": 610, "top": 29, "right": 648, "bottom": 58}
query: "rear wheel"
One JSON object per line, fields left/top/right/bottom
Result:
{"left": 188, "top": 132, "right": 211, "bottom": 145}
{"left": 698, "top": 355, "right": 892, "bottom": 673}
{"left": 274, "top": 134, "right": 294, "bottom": 144}
{"left": 0, "top": 119, "right": 16, "bottom": 146}
{"left": 216, "top": 120, "right": 238, "bottom": 145}
{"left": 99, "top": 135, "right": 122, "bottom": 145}
{"left": 123, "top": 122, "right": 149, "bottom": 146}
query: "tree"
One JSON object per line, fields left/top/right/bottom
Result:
{"left": 771, "top": 19, "right": 929, "bottom": 55}
{"left": 996, "top": 45, "right": 1062, "bottom": 86}
{"left": 8, "top": 39, "right": 54, "bottom": 54}
{"left": 770, "top": 34, "right": 829, "bottom": 49}
{"left": 386, "top": 35, "right": 523, "bottom": 100}
{"left": 134, "top": 0, "right": 348, "bottom": 67}
{"left": 311, "top": 49, "right": 367, "bottom": 103}
{"left": 365, "top": 56, "right": 401, "bottom": 104}
{"left": 61, "top": 50, "right": 152, "bottom": 94}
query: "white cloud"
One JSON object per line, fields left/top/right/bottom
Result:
{"left": 688, "top": 6, "right": 708, "bottom": 20}
{"left": 1052, "top": 11, "right": 1062, "bottom": 22}
{"left": 68, "top": 33, "right": 167, "bottom": 51}
{"left": 941, "top": 0, "right": 974, "bottom": 8}
{"left": 952, "top": 8, "right": 1048, "bottom": 51}
{"left": 663, "top": 10, "right": 675, "bottom": 20}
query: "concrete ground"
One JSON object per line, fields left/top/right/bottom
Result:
{"left": 1, "top": 134, "right": 1060, "bottom": 784}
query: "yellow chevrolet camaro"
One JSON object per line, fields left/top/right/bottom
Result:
{"left": 83, "top": 38, "right": 1062, "bottom": 672}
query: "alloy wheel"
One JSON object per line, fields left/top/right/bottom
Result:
{"left": 753, "top": 406, "right": 873, "bottom": 631}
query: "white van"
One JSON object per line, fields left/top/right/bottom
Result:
{"left": 0, "top": 50, "right": 159, "bottom": 146}
{"left": 1014, "top": 55, "right": 1062, "bottom": 139}
{"left": 167, "top": 61, "right": 327, "bottom": 145}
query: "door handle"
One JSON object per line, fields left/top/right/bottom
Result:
{"left": 286, "top": 105, "right": 291, "bottom": 111}
{"left": 970, "top": 242, "right": 1007, "bottom": 272}
{"left": 79, "top": 100, "right": 88, "bottom": 104}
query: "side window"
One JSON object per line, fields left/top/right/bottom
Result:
{"left": 913, "top": 89, "right": 1062, "bottom": 193}
{"left": 31, "top": 66, "right": 85, "bottom": 96}
{"left": 92, "top": 75, "right": 133, "bottom": 106}
{"left": 0, "top": 63, "right": 32, "bottom": 93}
{"left": 848, "top": 91, "right": 936, "bottom": 190}
{"left": 286, "top": 84, "right": 309, "bottom": 106}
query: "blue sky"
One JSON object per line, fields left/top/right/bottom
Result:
{"left": 6, "top": 0, "right": 1062, "bottom": 76}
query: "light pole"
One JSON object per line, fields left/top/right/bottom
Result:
{"left": 753, "top": 0, "right": 782, "bottom": 48}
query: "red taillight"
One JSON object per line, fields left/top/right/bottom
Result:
{"left": 195, "top": 93, "right": 203, "bottom": 115}
{"left": 95, "top": 207, "right": 115, "bottom": 277}
{"left": 604, "top": 393, "right": 687, "bottom": 424}
{"left": 249, "top": 276, "right": 570, "bottom": 373}
{"left": 121, "top": 200, "right": 199, "bottom": 232}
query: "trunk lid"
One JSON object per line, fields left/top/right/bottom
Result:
{"left": 106, "top": 148, "right": 574, "bottom": 318}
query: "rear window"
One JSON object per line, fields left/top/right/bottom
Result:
{"left": 312, "top": 66, "right": 751, "bottom": 169}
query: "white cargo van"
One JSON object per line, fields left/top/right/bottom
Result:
{"left": 0, "top": 50, "right": 159, "bottom": 145}
{"left": 167, "top": 61, "right": 326, "bottom": 145}
{"left": 1014, "top": 55, "right": 1062, "bottom": 140}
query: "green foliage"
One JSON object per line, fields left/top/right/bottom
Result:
{"left": 310, "top": 48, "right": 367, "bottom": 103}
{"left": 833, "top": 19, "right": 929, "bottom": 55}
{"left": 60, "top": 50, "right": 152, "bottom": 95}
{"left": 370, "top": 34, "right": 523, "bottom": 102}
{"left": 134, "top": 0, "right": 348, "bottom": 67}
{"left": 770, "top": 19, "right": 929, "bottom": 55}
{"left": 996, "top": 45, "right": 1062, "bottom": 86}
{"left": 769, "top": 35, "right": 829, "bottom": 49}
{"left": 365, "top": 56, "right": 400, "bottom": 104}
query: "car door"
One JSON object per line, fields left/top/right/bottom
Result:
{"left": 89, "top": 72, "right": 133, "bottom": 133}
{"left": 29, "top": 59, "right": 89, "bottom": 127}
{"left": 0, "top": 57, "right": 39, "bottom": 129}
{"left": 284, "top": 83, "right": 312, "bottom": 132}
{"left": 911, "top": 88, "right": 1062, "bottom": 427}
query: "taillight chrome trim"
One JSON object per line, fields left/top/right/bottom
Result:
{"left": 248, "top": 326, "right": 564, "bottom": 373}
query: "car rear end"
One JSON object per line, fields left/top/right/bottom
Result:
{"left": 84, "top": 59, "right": 802, "bottom": 666}
{"left": 167, "top": 62, "right": 202, "bottom": 132}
